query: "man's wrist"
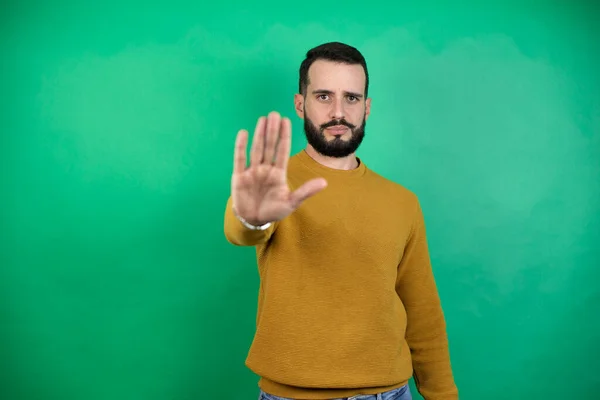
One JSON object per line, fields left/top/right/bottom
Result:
{"left": 232, "top": 205, "right": 272, "bottom": 231}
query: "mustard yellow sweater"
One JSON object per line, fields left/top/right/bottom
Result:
{"left": 224, "top": 150, "right": 458, "bottom": 399}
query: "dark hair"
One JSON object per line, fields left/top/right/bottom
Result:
{"left": 299, "top": 42, "right": 369, "bottom": 97}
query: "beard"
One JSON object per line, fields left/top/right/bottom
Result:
{"left": 303, "top": 110, "right": 366, "bottom": 158}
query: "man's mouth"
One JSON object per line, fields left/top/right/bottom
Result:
{"left": 325, "top": 125, "right": 349, "bottom": 135}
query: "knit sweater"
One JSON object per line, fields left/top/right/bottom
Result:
{"left": 223, "top": 150, "right": 458, "bottom": 399}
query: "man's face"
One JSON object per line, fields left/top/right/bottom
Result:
{"left": 295, "top": 59, "right": 371, "bottom": 158}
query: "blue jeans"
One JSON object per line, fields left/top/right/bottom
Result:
{"left": 259, "top": 384, "right": 412, "bottom": 400}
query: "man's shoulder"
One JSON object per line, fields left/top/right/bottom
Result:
{"left": 364, "top": 166, "right": 419, "bottom": 202}
{"left": 288, "top": 151, "right": 304, "bottom": 167}
{"left": 286, "top": 151, "right": 311, "bottom": 178}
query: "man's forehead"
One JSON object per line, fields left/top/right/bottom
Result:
{"left": 307, "top": 60, "right": 366, "bottom": 93}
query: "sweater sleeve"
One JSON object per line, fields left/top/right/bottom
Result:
{"left": 395, "top": 197, "right": 458, "bottom": 400}
{"left": 223, "top": 196, "right": 277, "bottom": 246}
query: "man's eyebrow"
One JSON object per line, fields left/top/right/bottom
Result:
{"left": 345, "top": 91, "right": 364, "bottom": 98}
{"left": 311, "top": 89, "right": 364, "bottom": 98}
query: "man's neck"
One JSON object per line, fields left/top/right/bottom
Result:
{"left": 304, "top": 145, "right": 359, "bottom": 170}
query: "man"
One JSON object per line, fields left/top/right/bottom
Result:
{"left": 224, "top": 42, "right": 458, "bottom": 400}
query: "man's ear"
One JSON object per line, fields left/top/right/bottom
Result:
{"left": 294, "top": 93, "right": 304, "bottom": 119}
{"left": 365, "top": 97, "right": 372, "bottom": 121}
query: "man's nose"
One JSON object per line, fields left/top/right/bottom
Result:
{"left": 329, "top": 98, "right": 345, "bottom": 120}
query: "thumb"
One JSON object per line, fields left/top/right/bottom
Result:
{"left": 289, "top": 178, "right": 327, "bottom": 207}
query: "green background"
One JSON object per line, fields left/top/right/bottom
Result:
{"left": 2, "top": 1, "right": 599, "bottom": 399}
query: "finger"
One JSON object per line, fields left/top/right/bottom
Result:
{"left": 275, "top": 117, "right": 291, "bottom": 170}
{"left": 250, "top": 116, "right": 267, "bottom": 166}
{"left": 263, "top": 111, "right": 281, "bottom": 165}
{"left": 233, "top": 129, "right": 248, "bottom": 174}
{"left": 289, "top": 178, "right": 328, "bottom": 207}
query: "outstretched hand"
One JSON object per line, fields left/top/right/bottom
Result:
{"left": 231, "top": 111, "right": 327, "bottom": 226}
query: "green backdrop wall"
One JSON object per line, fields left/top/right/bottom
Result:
{"left": 2, "top": 1, "right": 599, "bottom": 399}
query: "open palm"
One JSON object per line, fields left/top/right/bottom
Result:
{"left": 231, "top": 111, "right": 327, "bottom": 226}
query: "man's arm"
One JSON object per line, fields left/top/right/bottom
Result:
{"left": 395, "top": 196, "right": 458, "bottom": 400}
{"left": 223, "top": 196, "right": 277, "bottom": 246}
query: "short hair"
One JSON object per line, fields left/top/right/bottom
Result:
{"left": 298, "top": 42, "right": 369, "bottom": 97}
